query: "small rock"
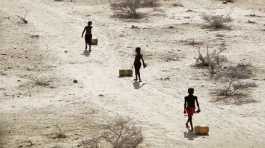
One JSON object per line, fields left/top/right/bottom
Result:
{"left": 64, "top": 50, "right": 68, "bottom": 53}
{"left": 73, "top": 79, "right": 78, "bottom": 83}
{"left": 186, "top": 9, "right": 193, "bottom": 12}
{"left": 30, "top": 34, "right": 40, "bottom": 38}
{"left": 131, "top": 25, "right": 139, "bottom": 29}
{"left": 99, "top": 94, "right": 104, "bottom": 97}
{"left": 247, "top": 20, "right": 256, "bottom": 24}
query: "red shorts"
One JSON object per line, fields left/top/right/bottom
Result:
{"left": 186, "top": 107, "right": 195, "bottom": 117}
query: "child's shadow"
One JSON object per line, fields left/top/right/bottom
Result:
{"left": 184, "top": 130, "right": 198, "bottom": 141}
{"left": 133, "top": 81, "right": 146, "bottom": 89}
{"left": 82, "top": 50, "right": 91, "bottom": 57}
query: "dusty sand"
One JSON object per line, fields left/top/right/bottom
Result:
{"left": 0, "top": 0, "right": 265, "bottom": 147}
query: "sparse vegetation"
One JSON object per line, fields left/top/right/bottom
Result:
{"left": 49, "top": 125, "right": 67, "bottom": 139}
{"left": 79, "top": 118, "right": 143, "bottom": 148}
{"left": 110, "top": 0, "right": 141, "bottom": 18}
{"left": 211, "top": 63, "right": 256, "bottom": 103}
{"left": 180, "top": 39, "right": 204, "bottom": 47}
{"left": 172, "top": 1, "right": 184, "bottom": 7}
{"left": 233, "top": 81, "right": 257, "bottom": 89}
{"left": 17, "top": 15, "right": 28, "bottom": 24}
{"left": 30, "top": 75, "right": 53, "bottom": 88}
{"left": 34, "top": 77, "right": 50, "bottom": 87}
{"left": 212, "top": 79, "right": 257, "bottom": 104}
{"left": 142, "top": 0, "right": 160, "bottom": 7}
{"left": 195, "top": 43, "right": 227, "bottom": 75}
{"left": 215, "top": 63, "right": 253, "bottom": 80}
{"left": 194, "top": 41, "right": 257, "bottom": 104}
{"left": 110, "top": 0, "right": 159, "bottom": 18}
{"left": 202, "top": 14, "right": 232, "bottom": 29}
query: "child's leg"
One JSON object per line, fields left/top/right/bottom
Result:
{"left": 186, "top": 118, "right": 189, "bottom": 128}
{"left": 89, "top": 35, "right": 92, "bottom": 51}
{"left": 89, "top": 44, "right": 91, "bottom": 51}
{"left": 189, "top": 116, "right": 193, "bottom": 131}
{"left": 134, "top": 67, "right": 138, "bottom": 80}
{"left": 138, "top": 70, "right": 141, "bottom": 82}
{"left": 85, "top": 41, "right": 87, "bottom": 50}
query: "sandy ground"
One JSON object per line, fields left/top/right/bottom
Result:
{"left": 0, "top": 0, "right": 265, "bottom": 147}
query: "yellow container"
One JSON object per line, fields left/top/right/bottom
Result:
{"left": 194, "top": 126, "right": 209, "bottom": 135}
{"left": 91, "top": 39, "right": 98, "bottom": 45}
{"left": 119, "top": 69, "right": 133, "bottom": 77}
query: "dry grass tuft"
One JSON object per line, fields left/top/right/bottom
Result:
{"left": 215, "top": 63, "right": 253, "bottom": 80}
{"left": 79, "top": 118, "right": 143, "bottom": 148}
{"left": 195, "top": 44, "right": 227, "bottom": 75}
{"left": 110, "top": 0, "right": 159, "bottom": 18}
{"left": 49, "top": 125, "right": 67, "bottom": 139}
{"left": 211, "top": 79, "right": 257, "bottom": 104}
{"left": 202, "top": 14, "right": 232, "bottom": 29}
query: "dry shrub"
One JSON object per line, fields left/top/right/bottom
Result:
{"left": 101, "top": 118, "right": 143, "bottom": 148}
{"left": 216, "top": 63, "right": 253, "bottom": 80}
{"left": 49, "top": 125, "right": 67, "bottom": 139}
{"left": 195, "top": 45, "right": 227, "bottom": 75}
{"left": 233, "top": 81, "right": 257, "bottom": 90}
{"left": 16, "top": 15, "right": 28, "bottom": 24}
{"left": 141, "top": 0, "right": 160, "bottom": 7}
{"left": 180, "top": 39, "right": 204, "bottom": 47}
{"left": 33, "top": 77, "right": 50, "bottom": 87}
{"left": 214, "top": 80, "right": 256, "bottom": 97}
{"left": 110, "top": 0, "right": 141, "bottom": 18}
{"left": 172, "top": 1, "right": 184, "bottom": 7}
{"left": 80, "top": 118, "right": 143, "bottom": 148}
{"left": 212, "top": 63, "right": 254, "bottom": 98}
{"left": 202, "top": 14, "right": 232, "bottom": 29}
{"left": 214, "top": 80, "right": 238, "bottom": 97}
{"left": 80, "top": 137, "right": 101, "bottom": 148}
{"left": 110, "top": 0, "right": 159, "bottom": 18}
{"left": 18, "top": 75, "right": 52, "bottom": 90}
{"left": 211, "top": 62, "right": 256, "bottom": 104}
{"left": 212, "top": 77, "right": 257, "bottom": 103}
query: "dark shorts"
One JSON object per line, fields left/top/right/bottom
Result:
{"left": 134, "top": 63, "right": 141, "bottom": 70}
{"left": 186, "top": 107, "right": 195, "bottom": 117}
{"left": 85, "top": 34, "right": 92, "bottom": 44}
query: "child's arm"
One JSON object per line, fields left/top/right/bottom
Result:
{"left": 184, "top": 97, "right": 187, "bottom": 113}
{"left": 81, "top": 27, "right": 86, "bottom": 37}
{"left": 141, "top": 55, "right": 146, "bottom": 67}
{"left": 195, "top": 97, "right": 200, "bottom": 112}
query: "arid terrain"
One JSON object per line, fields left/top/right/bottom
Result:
{"left": 1, "top": 0, "right": 265, "bottom": 147}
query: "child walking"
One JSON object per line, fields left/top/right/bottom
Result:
{"left": 81, "top": 21, "right": 93, "bottom": 52}
{"left": 184, "top": 88, "right": 201, "bottom": 131}
{"left": 133, "top": 47, "right": 146, "bottom": 82}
